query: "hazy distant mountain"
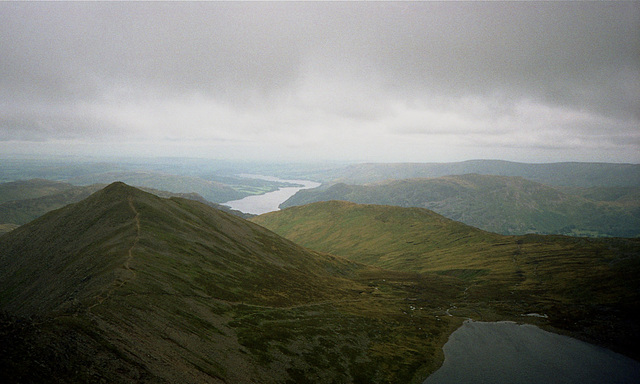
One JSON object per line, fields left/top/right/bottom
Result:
{"left": 0, "top": 178, "right": 78, "bottom": 204}
{"left": 0, "top": 167, "right": 248, "bottom": 203}
{"left": 0, "top": 157, "right": 294, "bottom": 203}
{"left": 282, "top": 174, "right": 640, "bottom": 237}
{"left": 315, "top": 160, "right": 640, "bottom": 187}
{"left": 0, "top": 183, "right": 465, "bottom": 383}
{"left": 0, "top": 183, "right": 104, "bottom": 230}
{"left": 66, "top": 170, "right": 246, "bottom": 203}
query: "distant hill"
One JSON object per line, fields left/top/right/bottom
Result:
{"left": 316, "top": 160, "right": 640, "bottom": 187}
{"left": 253, "top": 201, "right": 640, "bottom": 358}
{"left": 0, "top": 157, "right": 297, "bottom": 203}
{"left": 0, "top": 178, "right": 78, "bottom": 204}
{"left": 66, "top": 170, "right": 246, "bottom": 203}
{"left": 0, "top": 183, "right": 104, "bottom": 230}
{"left": 282, "top": 174, "right": 640, "bottom": 237}
{"left": 560, "top": 186, "right": 640, "bottom": 204}
{"left": 0, "top": 183, "right": 467, "bottom": 383}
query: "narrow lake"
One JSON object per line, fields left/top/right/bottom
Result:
{"left": 222, "top": 174, "right": 320, "bottom": 215}
{"left": 424, "top": 320, "right": 640, "bottom": 384}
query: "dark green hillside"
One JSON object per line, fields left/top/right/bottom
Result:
{"left": 282, "top": 174, "right": 640, "bottom": 237}
{"left": 0, "top": 183, "right": 466, "bottom": 383}
{"left": 253, "top": 201, "right": 640, "bottom": 358}
{"left": 0, "top": 183, "right": 147, "bottom": 316}
{"left": 320, "top": 160, "right": 640, "bottom": 187}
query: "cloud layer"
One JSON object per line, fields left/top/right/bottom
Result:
{"left": 1, "top": 2, "right": 638, "bottom": 162}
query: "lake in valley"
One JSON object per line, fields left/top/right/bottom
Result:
{"left": 424, "top": 320, "right": 640, "bottom": 384}
{"left": 222, "top": 174, "right": 320, "bottom": 215}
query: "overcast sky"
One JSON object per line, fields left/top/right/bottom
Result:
{"left": 1, "top": 1, "right": 638, "bottom": 163}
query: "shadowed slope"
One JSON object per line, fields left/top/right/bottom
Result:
{"left": 0, "top": 183, "right": 103, "bottom": 229}
{"left": 0, "top": 182, "right": 140, "bottom": 316}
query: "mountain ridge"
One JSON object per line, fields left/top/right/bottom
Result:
{"left": 281, "top": 174, "right": 640, "bottom": 237}
{"left": 0, "top": 179, "right": 253, "bottom": 235}
{"left": 1, "top": 182, "right": 465, "bottom": 383}
{"left": 314, "top": 160, "right": 640, "bottom": 187}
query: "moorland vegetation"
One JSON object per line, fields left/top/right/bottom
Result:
{"left": 1, "top": 159, "right": 639, "bottom": 383}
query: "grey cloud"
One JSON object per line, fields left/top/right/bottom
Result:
{"left": 0, "top": 101, "right": 129, "bottom": 141}
{"left": 357, "top": 2, "right": 639, "bottom": 120}
{"left": 5, "top": 2, "right": 636, "bottom": 105}
{"left": 1, "top": 2, "right": 304, "bottom": 103}
{"left": 0, "top": 1, "right": 638, "bottom": 162}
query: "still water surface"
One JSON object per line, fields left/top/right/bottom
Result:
{"left": 222, "top": 174, "right": 320, "bottom": 215}
{"left": 424, "top": 320, "right": 640, "bottom": 384}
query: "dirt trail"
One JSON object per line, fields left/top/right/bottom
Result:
{"left": 124, "top": 195, "right": 140, "bottom": 276}
{"left": 89, "top": 195, "right": 140, "bottom": 310}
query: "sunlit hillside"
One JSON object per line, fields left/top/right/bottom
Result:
{"left": 254, "top": 200, "right": 640, "bottom": 358}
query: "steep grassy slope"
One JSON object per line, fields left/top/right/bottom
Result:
{"left": 253, "top": 201, "right": 640, "bottom": 358}
{"left": 282, "top": 174, "right": 640, "bottom": 237}
{"left": 0, "top": 183, "right": 465, "bottom": 383}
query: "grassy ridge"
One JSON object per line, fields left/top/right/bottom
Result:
{"left": 253, "top": 200, "right": 640, "bottom": 358}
